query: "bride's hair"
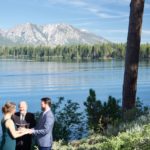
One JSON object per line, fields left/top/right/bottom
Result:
{"left": 2, "top": 102, "right": 16, "bottom": 114}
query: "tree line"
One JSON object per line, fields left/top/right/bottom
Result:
{"left": 0, "top": 43, "right": 149, "bottom": 61}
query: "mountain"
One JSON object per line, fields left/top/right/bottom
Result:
{"left": 0, "top": 29, "right": 15, "bottom": 45}
{"left": 0, "top": 23, "right": 108, "bottom": 46}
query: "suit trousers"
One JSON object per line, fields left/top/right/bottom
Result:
{"left": 39, "top": 147, "right": 51, "bottom": 150}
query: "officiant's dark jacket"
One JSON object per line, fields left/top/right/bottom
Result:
{"left": 12, "top": 112, "right": 36, "bottom": 150}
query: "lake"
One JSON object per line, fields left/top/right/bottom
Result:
{"left": 0, "top": 59, "right": 150, "bottom": 114}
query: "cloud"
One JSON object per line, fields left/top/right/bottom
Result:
{"left": 97, "top": 13, "right": 128, "bottom": 19}
{"left": 48, "top": 0, "right": 87, "bottom": 6}
{"left": 142, "top": 30, "right": 150, "bottom": 36}
{"left": 46, "top": 0, "right": 149, "bottom": 43}
{"left": 69, "top": 0, "right": 86, "bottom": 6}
{"left": 73, "top": 22, "right": 93, "bottom": 26}
{"left": 80, "top": 28, "right": 89, "bottom": 32}
{"left": 82, "top": 2, "right": 129, "bottom": 19}
{"left": 94, "top": 29, "right": 150, "bottom": 43}
{"left": 94, "top": 29, "right": 150, "bottom": 36}
{"left": 105, "top": 29, "right": 127, "bottom": 33}
{"left": 47, "top": 0, "right": 129, "bottom": 20}
{"left": 94, "top": 0, "right": 130, "bottom": 5}
{"left": 93, "top": 29, "right": 127, "bottom": 34}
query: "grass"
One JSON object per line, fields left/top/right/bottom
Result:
{"left": 52, "top": 113, "right": 150, "bottom": 150}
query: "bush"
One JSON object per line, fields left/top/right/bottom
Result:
{"left": 84, "top": 89, "right": 149, "bottom": 135}
{"left": 84, "top": 89, "right": 122, "bottom": 132}
{"left": 52, "top": 97, "right": 86, "bottom": 141}
{"left": 33, "top": 90, "right": 149, "bottom": 149}
{"left": 53, "top": 114, "right": 150, "bottom": 150}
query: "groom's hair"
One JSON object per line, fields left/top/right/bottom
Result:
{"left": 41, "top": 97, "right": 51, "bottom": 107}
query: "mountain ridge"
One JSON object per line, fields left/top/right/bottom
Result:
{"left": 0, "top": 23, "right": 108, "bottom": 46}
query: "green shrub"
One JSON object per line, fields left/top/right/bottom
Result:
{"left": 53, "top": 114, "right": 150, "bottom": 150}
{"left": 84, "top": 89, "right": 122, "bottom": 132}
{"left": 52, "top": 97, "right": 85, "bottom": 141}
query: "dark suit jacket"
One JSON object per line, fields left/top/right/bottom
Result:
{"left": 13, "top": 112, "right": 36, "bottom": 150}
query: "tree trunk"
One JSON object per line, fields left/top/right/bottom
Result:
{"left": 122, "top": 0, "right": 145, "bottom": 111}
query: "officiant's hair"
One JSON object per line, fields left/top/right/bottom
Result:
{"left": 41, "top": 97, "right": 51, "bottom": 107}
{"left": 19, "top": 101, "right": 28, "bottom": 109}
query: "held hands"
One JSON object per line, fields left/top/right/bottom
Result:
{"left": 18, "top": 128, "right": 34, "bottom": 135}
{"left": 27, "top": 129, "right": 34, "bottom": 134}
{"left": 18, "top": 127, "right": 26, "bottom": 132}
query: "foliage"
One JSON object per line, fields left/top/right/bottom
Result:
{"left": 33, "top": 97, "right": 85, "bottom": 142}
{"left": 123, "top": 97, "right": 149, "bottom": 121}
{"left": 84, "top": 89, "right": 122, "bottom": 132}
{"left": 52, "top": 97, "right": 86, "bottom": 141}
{"left": 84, "top": 89, "right": 103, "bottom": 131}
{"left": 84, "top": 89, "right": 149, "bottom": 135}
{"left": 33, "top": 90, "right": 149, "bottom": 149}
{"left": 53, "top": 114, "right": 150, "bottom": 150}
{"left": 0, "top": 43, "right": 149, "bottom": 61}
{"left": 0, "top": 43, "right": 125, "bottom": 61}
{"left": 33, "top": 90, "right": 149, "bottom": 145}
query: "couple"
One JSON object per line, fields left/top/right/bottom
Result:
{"left": 0, "top": 97, "right": 55, "bottom": 150}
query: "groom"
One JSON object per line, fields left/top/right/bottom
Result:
{"left": 29, "top": 97, "right": 55, "bottom": 150}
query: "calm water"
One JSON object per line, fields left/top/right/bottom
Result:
{"left": 0, "top": 59, "right": 150, "bottom": 114}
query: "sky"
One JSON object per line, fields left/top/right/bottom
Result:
{"left": 0, "top": 0, "right": 150, "bottom": 43}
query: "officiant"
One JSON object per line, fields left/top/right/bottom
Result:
{"left": 12, "top": 101, "right": 36, "bottom": 150}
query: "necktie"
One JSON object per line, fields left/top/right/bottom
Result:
{"left": 21, "top": 114, "right": 25, "bottom": 121}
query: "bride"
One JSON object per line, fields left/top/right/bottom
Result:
{"left": 0, "top": 102, "right": 30, "bottom": 150}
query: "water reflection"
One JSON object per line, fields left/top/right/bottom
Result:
{"left": 0, "top": 59, "right": 149, "bottom": 113}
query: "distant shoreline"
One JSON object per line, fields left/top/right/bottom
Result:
{"left": 0, "top": 43, "right": 149, "bottom": 62}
